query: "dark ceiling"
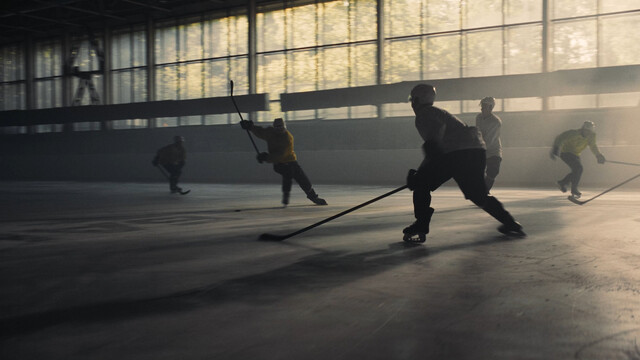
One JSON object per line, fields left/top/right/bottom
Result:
{"left": 0, "top": 0, "right": 266, "bottom": 45}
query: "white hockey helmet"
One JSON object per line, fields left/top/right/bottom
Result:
{"left": 410, "top": 84, "right": 436, "bottom": 105}
{"left": 582, "top": 121, "right": 595, "bottom": 131}
{"left": 480, "top": 96, "right": 496, "bottom": 106}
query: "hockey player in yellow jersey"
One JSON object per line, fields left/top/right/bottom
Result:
{"left": 550, "top": 121, "right": 606, "bottom": 198}
{"left": 240, "top": 118, "right": 327, "bottom": 206}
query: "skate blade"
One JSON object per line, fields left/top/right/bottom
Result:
{"left": 403, "top": 233, "right": 426, "bottom": 243}
{"left": 499, "top": 229, "right": 527, "bottom": 237}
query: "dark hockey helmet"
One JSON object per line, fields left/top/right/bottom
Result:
{"left": 410, "top": 84, "right": 436, "bottom": 106}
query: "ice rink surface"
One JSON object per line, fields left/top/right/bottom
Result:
{"left": 1, "top": 181, "right": 639, "bottom": 359}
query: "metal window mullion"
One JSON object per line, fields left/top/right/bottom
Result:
{"left": 248, "top": 0, "right": 257, "bottom": 122}
{"left": 129, "top": 27, "right": 135, "bottom": 107}
{"left": 200, "top": 16, "right": 205, "bottom": 125}
{"left": 542, "top": 0, "right": 550, "bottom": 111}
{"left": 376, "top": 0, "right": 384, "bottom": 119}
{"left": 175, "top": 19, "right": 181, "bottom": 126}
{"left": 25, "top": 35, "right": 35, "bottom": 133}
{"left": 459, "top": 0, "right": 464, "bottom": 112}
{"left": 347, "top": 1, "right": 352, "bottom": 119}
{"left": 227, "top": 10, "right": 232, "bottom": 124}
{"left": 595, "top": 0, "right": 601, "bottom": 108}
{"left": 147, "top": 16, "right": 156, "bottom": 128}
{"left": 50, "top": 43, "right": 58, "bottom": 109}
{"left": 502, "top": 0, "right": 506, "bottom": 76}
{"left": 284, "top": 1, "right": 290, "bottom": 121}
{"left": 102, "top": 27, "right": 113, "bottom": 131}
{"left": 420, "top": 0, "right": 425, "bottom": 81}
{"left": 459, "top": 0, "right": 464, "bottom": 79}
{"left": 314, "top": 0, "right": 319, "bottom": 120}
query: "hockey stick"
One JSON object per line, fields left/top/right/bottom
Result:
{"left": 607, "top": 160, "right": 640, "bottom": 167}
{"left": 259, "top": 185, "right": 408, "bottom": 241}
{"left": 155, "top": 165, "right": 190, "bottom": 195}
{"left": 230, "top": 80, "right": 260, "bottom": 155}
{"left": 567, "top": 172, "right": 640, "bottom": 205}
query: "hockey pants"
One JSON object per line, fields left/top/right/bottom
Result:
{"left": 163, "top": 163, "right": 183, "bottom": 190}
{"left": 559, "top": 152, "right": 583, "bottom": 192}
{"left": 273, "top": 161, "right": 318, "bottom": 199}
{"left": 413, "top": 149, "right": 517, "bottom": 227}
{"left": 485, "top": 156, "right": 502, "bottom": 191}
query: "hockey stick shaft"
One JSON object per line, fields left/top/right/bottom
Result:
{"left": 156, "top": 165, "right": 170, "bottom": 180}
{"left": 156, "top": 165, "right": 190, "bottom": 194}
{"left": 230, "top": 80, "right": 260, "bottom": 155}
{"left": 259, "top": 185, "right": 408, "bottom": 241}
{"left": 607, "top": 160, "right": 640, "bottom": 167}
{"left": 569, "top": 171, "right": 640, "bottom": 205}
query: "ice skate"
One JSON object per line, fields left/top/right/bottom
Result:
{"left": 308, "top": 195, "right": 328, "bottom": 206}
{"left": 557, "top": 180, "right": 567, "bottom": 193}
{"left": 170, "top": 187, "right": 190, "bottom": 195}
{"left": 282, "top": 192, "right": 290, "bottom": 207}
{"left": 497, "top": 221, "right": 526, "bottom": 237}
{"left": 570, "top": 189, "right": 581, "bottom": 199}
{"left": 402, "top": 221, "right": 429, "bottom": 243}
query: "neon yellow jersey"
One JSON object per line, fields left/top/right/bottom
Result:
{"left": 553, "top": 129, "right": 602, "bottom": 157}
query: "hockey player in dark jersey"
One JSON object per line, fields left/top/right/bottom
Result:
{"left": 241, "top": 117, "right": 327, "bottom": 206}
{"left": 152, "top": 135, "right": 187, "bottom": 194}
{"left": 403, "top": 84, "right": 524, "bottom": 243}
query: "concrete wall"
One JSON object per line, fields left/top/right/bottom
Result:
{"left": 2, "top": 107, "right": 640, "bottom": 188}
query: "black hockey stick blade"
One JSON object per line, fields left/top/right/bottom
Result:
{"left": 567, "top": 195, "right": 586, "bottom": 205}
{"left": 566, "top": 172, "right": 640, "bottom": 206}
{"left": 257, "top": 185, "right": 408, "bottom": 242}
{"left": 259, "top": 233, "right": 289, "bottom": 241}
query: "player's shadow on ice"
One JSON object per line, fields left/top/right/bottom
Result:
{"left": 0, "top": 230, "right": 519, "bottom": 340}
{"left": 0, "top": 243, "right": 432, "bottom": 338}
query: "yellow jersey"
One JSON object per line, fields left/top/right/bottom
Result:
{"left": 250, "top": 126, "right": 297, "bottom": 164}
{"left": 553, "top": 129, "right": 602, "bottom": 157}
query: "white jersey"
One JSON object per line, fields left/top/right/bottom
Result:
{"left": 475, "top": 112, "right": 502, "bottom": 158}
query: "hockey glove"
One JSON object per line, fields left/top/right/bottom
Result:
{"left": 257, "top": 152, "right": 269, "bottom": 163}
{"left": 406, "top": 169, "right": 419, "bottom": 191}
{"left": 240, "top": 120, "right": 254, "bottom": 130}
{"left": 596, "top": 154, "right": 606, "bottom": 164}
